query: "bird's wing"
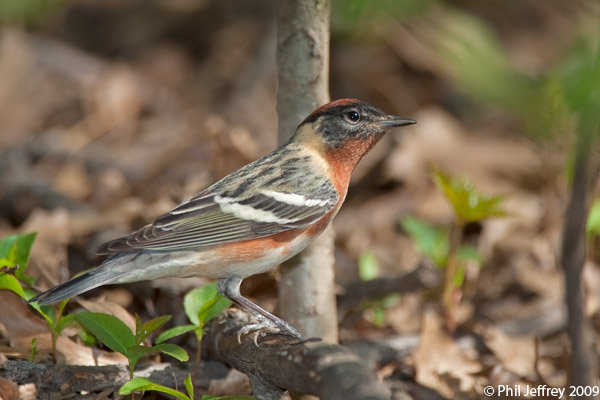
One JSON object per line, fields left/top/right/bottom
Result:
{"left": 96, "top": 182, "right": 338, "bottom": 255}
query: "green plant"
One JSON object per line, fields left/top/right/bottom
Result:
{"left": 0, "top": 0, "right": 66, "bottom": 24}
{"left": 117, "top": 283, "right": 231, "bottom": 398}
{"left": 586, "top": 199, "right": 600, "bottom": 237}
{"left": 358, "top": 250, "right": 400, "bottom": 328}
{"left": 157, "top": 282, "right": 232, "bottom": 372}
{"left": 120, "top": 374, "right": 195, "bottom": 400}
{"left": 29, "top": 337, "right": 37, "bottom": 362}
{"left": 75, "top": 312, "right": 188, "bottom": 378}
{"left": 0, "top": 233, "right": 78, "bottom": 361}
{"left": 401, "top": 169, "right": 503, "bottom": 330}
{"left": 432, "top": 168, "right": 504, "bottom": 330}
{"left": 0, "top": 233, "right": 37, "bottom": 288}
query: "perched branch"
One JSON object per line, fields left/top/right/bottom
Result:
{"left": 203, "top": 310, "right": 390, "bottom": 400}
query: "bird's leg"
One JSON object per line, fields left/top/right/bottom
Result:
{"left": 217, "top": 276, "right": 302, "bottom": 341}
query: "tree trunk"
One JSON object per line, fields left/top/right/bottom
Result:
{"left": 276, "top": 0, "right": 338, "bottom": 343}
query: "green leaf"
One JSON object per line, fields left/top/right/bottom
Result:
{"left": 0, "top": 233, "right": 37, "bottom": 284}
{"left": 184, "top": 283, "right": 232, "bottom": 326}
{"left": 152, "top": 343, "right": 189, "bottom": 362}
{"left": 120, "top": 377, "right": 153, "bottom": 394}
{"left": 55, "top": 313, "right": 77, "bottom": 334}
{"left": 126, "top": 345, "right": 157, "bottom": 370}
{"left": 0, "top": 273, "right": 26, "bottom": 298}
{"left": 156, "top": 324, "right": 197, "bottom": 344}
{"left": 120, "top": 377, "right": 190, "bottom": 400}
{"left": 380, "top": 294, "right": 400, "bottom": 308}
{"left": 432, "top": 169, "right": 506, "bottom": 222}
{"left": 400, "top": 216, "right": 449, "bottom": 268}
{"left": 457, "top": 245, "right": 482, "bottom": 263}
{"left": 587, "top": 199, "right": 600, "bottom": 236}
{"left": 78, "top": 328, "right": 97, "bottom": 346}
{"left": 75, "top": 312, "right": 135, "bottom": 355}
{"left": 135, "top": 314, "right": 172, "bottom": 345}
{"left": 184, "top": 374, "right": 194, "bottom": 400}
{"left": 372, "top": 306, "right": 386, "bottom": 328}
{"left": 28, "top": 301, "right": 53, "bottom": 326}
{"left": 559, "top": 35, "right": 600, "bottom": 140}
{"left": 358, "top": 251, "right": 379, "bottom": 281}
{"left": 29, "top": 337, "right": 37, "bottom": 363}
{"left": 453, "top": 265, "right": 466, "bottom": 287}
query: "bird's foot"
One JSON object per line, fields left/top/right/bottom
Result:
{"left": 225, "top": 315, "right": 302, "bottom": 345}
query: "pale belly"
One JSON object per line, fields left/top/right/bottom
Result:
{"left": 112, "top": 231, "right": 316, "bottom": 283}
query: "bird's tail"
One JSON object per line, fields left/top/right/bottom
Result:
{"left": 29, "top": 260, "right": 128, "bottom": 305}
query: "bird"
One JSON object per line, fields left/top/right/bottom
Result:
{"left": 30, "top": 99, "right": 416, "bottom": 339}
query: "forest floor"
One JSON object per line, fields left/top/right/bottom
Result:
{"left": 0, "top": 1, "right": 598, "bottom": 399}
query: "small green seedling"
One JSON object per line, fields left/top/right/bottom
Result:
{"left": 400, "top": 216, "right": 450, "bottom": 269}
{"left": 75, "top": 312, "right": 188, "bottom": 378}
{"left": 400, "top": 216, "right": 481, "bottom": 270}
{"left": 120, "top": 374, "right": 195, "bottom": 400}
{"left": 358, "top": 251, "right": 379, "bottom": 281}
{"left": 358, "top": 250, "right": 400, "bottom": 328}
{"left": 432, "top": 168, "right": 505, "bottom": 223}
{"left": 29, "top": 337, "right": 37, "bottom": 363}
{"left": 0, "top": 233, "right": 77, "bottom": 361}
{"left": 157, "top": 282, "right": 232, "bottom": 369}
{"left": 401, "top": 169, "right": 503, "bottom": 330}
{"left": 434, "top": 168, "right": 503, "bottom": 330}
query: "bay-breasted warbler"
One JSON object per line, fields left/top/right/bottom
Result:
{"left": 31, "top": 99, "right": 416, "bottom": 338}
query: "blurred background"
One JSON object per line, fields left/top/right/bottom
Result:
{"left": 1, "top": 0, "right": 599, "bottom": 397}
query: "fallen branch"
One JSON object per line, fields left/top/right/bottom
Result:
{"left": 0, "top": 359, "right": 228, "bottom": 396}
{"left": 203, "top": 309, "right": 391, "bottom": 400}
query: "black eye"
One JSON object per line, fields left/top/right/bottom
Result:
{"left": 346, "top": 110, "right": 360, "bottom": 123}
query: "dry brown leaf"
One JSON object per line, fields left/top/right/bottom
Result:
{"left": 413, "top": 310, "right": 482, "bottom": 398}
{"left": 482, "top": 325, "right": 536, "bottom": 377}
{"left": 386, "top": 293, "right": 422, "bottom": 335}
{"left": 0, "top": 377, "right": 19, "bottom": 400}
{"left": 0, "top": 292, "right": 47, "bottom": 340}
{"left": 11, "top": 333, "right": 127, "bottom": 365}
{"left": 19, "top": 208, "right": 72, "bottom": 284}
{"left": 52, "top": 161, "right": 92, "bottom": 201}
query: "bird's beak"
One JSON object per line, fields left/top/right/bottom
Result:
{"left": 378, "top": 116, "right": 417, "bottom": 128}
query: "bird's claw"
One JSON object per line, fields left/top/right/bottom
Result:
{"left": 235, "top": 323, "right": 267, "bottom": 345}
{"left": 225, "top": 320, "right": 302, "bottom": 345}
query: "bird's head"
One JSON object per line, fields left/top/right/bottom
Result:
{"left": 294, "top": 99, "right": 416, "bottom": 167}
